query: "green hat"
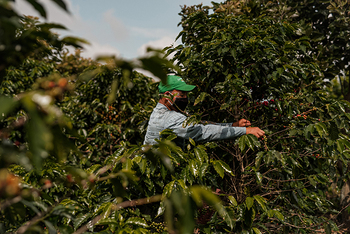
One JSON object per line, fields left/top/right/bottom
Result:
{"left": 158, "top": 75, "right": 196, "bottom": 93}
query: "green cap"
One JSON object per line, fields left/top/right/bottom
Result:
{"left": 158, "top": 75, "right": 196, "bottom": 93}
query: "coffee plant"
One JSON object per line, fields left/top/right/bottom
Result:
{"left": 1, "top": 0, "right": 350, "bottom": 233}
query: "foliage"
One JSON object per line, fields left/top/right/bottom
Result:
{"left": 212, "top": 0, "right": 350, "bottom": 100}
{"left": 0, "top": 0, "right": 86, "bottom": 81}
{"left": 0, "top": 2, "right": 227, "bottom": 234}
{"left": 165, "top": 2, "right": 350, "bottom": 233}
{"left": 1, "top": 0, "right": 350, "bottom": 234}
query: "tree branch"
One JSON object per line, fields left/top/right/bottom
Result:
{"left": 73, "top": 195, "right": 162, "bottom": 234}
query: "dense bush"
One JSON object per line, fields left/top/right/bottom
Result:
{"left": 1, "top": 0, "right": 350, "bottom": 233}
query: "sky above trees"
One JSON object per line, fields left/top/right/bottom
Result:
{"left": 13, "top": 0, "right": 213, "bottom": 60}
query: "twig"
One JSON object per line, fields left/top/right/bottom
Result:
{"left": 73, "top": 195, "right": 162, "bottom": 234}
{"left": 16, "top": 194, "right": 71, "bottom": 234}
{"left": 16, "top": 206, "right": 54, "bottom": 234}
{"left": 0, "top": 196, "right": 22, "bottom": 211}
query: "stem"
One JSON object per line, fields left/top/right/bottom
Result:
{"left": 73, "top": 195, "right": 162, "bottom": 234}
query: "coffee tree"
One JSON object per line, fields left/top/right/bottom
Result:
{"left": 1, "top": 1, "right": 229, "bottom": 233}
{"left": 213, "top": 0, "right": 350, "bottom": 100}
{"left": 165, "top": 2, "right": 350, "bottom": 233}
{"left": 2, "top": 0, "right": 350, "bottom": 233}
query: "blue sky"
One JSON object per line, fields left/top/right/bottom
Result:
{"left": 13, "top": 0, "right": 214, "bottom": 60}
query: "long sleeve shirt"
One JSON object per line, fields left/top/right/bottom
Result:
{"left": 143, "top": 103, "right": 246, "bottom": 146}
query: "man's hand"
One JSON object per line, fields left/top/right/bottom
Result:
{"left": 246, "top": 127, "right": 265, "bottom": 138}
{"left": 232, "top": 119, "right": 251, "bottom": 127}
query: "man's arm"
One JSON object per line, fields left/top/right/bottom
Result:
{"left": 166, "top": 113, "right": 264, "bottom": 141}
{"left": 166, "top": 113, "right": 246, "bottom": 142}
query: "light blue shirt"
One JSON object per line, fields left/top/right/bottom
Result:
{"left": 143, "top": 103, "right": 246, "bottom": 146}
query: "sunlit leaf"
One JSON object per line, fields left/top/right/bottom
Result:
{"left": 213, "top": 160, "right": 233, "bottom": 178}
{"left": 194, "top": 92, "right": 207, "bottom": 106}
{"left": 125, "top": 217, "right": 149, "bottom": 228}
{"left": 245, "top": 197, "right": 254, "bottom": 210}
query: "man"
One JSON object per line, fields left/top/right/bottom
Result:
{"left": 143, "top": 75, "right": 265, "bottom": 147}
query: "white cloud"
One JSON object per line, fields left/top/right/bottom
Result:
{"left": 134, "top": 68, "right": 160, "bottom": 81}
{"left": 80, "top": 41, "right": 120, "bottom": 60}
{"left": 103, "top": 10, "right": 129, "bottom": 42}
{"left": 12, "top": 0, "right": 120, "bottom": 59}
{"left": 137, "top": 36, "right": 177, "bottom": 57}
{"left": 11, "top": 0, "right": 181, "bottom": 60}
{"left": 132, "top": 27, "right": 176, "bottom": 39}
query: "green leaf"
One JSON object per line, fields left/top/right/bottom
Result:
{"left": 0, "top": 96, "right": 18, "bottom": 121}
{"left": 336, "top": 101, "right": 346, "bottom": 113}
{"left": 61, "top": 36, "right": 89, "bottom": 48}
{"left": 197, "top": 146, "right": 209, "bottom": 162}
{"left": 315, "top": 122, "right": 328, "bottom": 137}
{"left": 74, "top": 213, "right": 92, "bottom": 230}
{"left": 26, "top": 0, "right": 46, "bottom": 18}
{"left": 21, "top": 200, "right": 40, "bottom": 214}
{"left": 194, "top": 92, "right": 207, "bottom": 106}
{"left": 107, "top": 79, "right": 118, "bottom": 104}
{"left": 276, "top": 100, "right": 282, "bottom": 113}
{"left": 166, "top": 134, "right": 177, "bottom": 141}
{"left": 255, "top": 152, "right": 264, "bottom": 168}
{"left": 199, "top": 163, "right": 208, "bottom": 179}
{"left": 189, "top": 137, "right": 196, "bottom": 146}
{"left": 238, "top": 135, "right": 247, "bottom": 151}
{"left": 337, "top": 139, "right": 350, "bottom": 152}
{"left": 245, "top": 197, "right": 254, "bottom": 210}
{"left": 253, "top": 195, "right": 267, "bottom": 211}
{"left": 238, "top": 134, "right": 261, "bottom": 152}
{"left": 96, "top": 218, "right": 119, "bottom": 225}
{"left": 156, "top": 202, "right": 165, "bottom": 217}
{"left": 100, "top": 203, "right": 113, "bottom": 221}
{"left": 163, "top": 181, "right": 176, "bottom": 197}
{"left": 125, "top": 217, "right": 149, "bottom": 228}
{"left": 324, "top": 223, "right": 331, "bottom": 234}
{"left": 190, "top": 186, "right": 234, "bottom": 229}
{"left": 231, "top": 48, "right": 237, "bottom": 59}
{"left": 213, "top": 160, "right": 233, "bottom": 178}
{"left": 25, "top": 106, "right": 53, "bottom": 172}
{"left": 228, "top": 196, "right": 238, "bottom": 206}
{"left": 304, "top": 124, "right": 314, "bottom": 139}
{"left": 255, "top": 171, "right": 262, "bottom": 185}
{"left": 51, "top": 0, "right": 69, "bottom": 12}
{"left": 194, "top": 147, "right": 207, "bottom": 163}
{"left": 43, "top": 220, "right": 56, "bottom": 234}
{"left": 252, "top": 227, "right": 262, "bottom": 234}
{"left": 308, "top": 175, "right": 317, "bottom": 187}
{"left": 139, "top": 55, "right": 168, "bottom": 83}
{"left": 38, "top": 23, "right": 67, "bottom": 30}
{"left": 86, "top": 164, "right": 101, "bottom": 174}
{"left": 189, "top": 159, "right": 199, "bottom": 177}
{"left": 274, "top": 210, "right": 284, "bottom": 221}
{"left": 219, "top": 102, "right": 230, "bottom": 110}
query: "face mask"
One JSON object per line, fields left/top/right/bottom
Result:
{"left": 173, "top": 97, "right": 188, "bottom": 112}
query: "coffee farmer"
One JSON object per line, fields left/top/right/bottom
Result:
{"left": 143, "top": 75, "right": 265, "bottom": 147}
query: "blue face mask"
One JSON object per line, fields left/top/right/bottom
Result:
{"left": 173, "top": 97, "right": 188, "bottom": 112}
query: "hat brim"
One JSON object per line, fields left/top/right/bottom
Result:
{"left": 174, "top": 83, "right": 196, "bottom": 91}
